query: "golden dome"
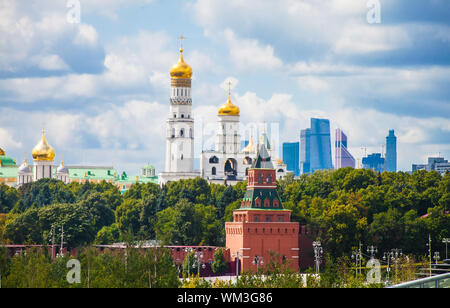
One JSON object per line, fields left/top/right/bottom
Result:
{"left": 170, "top": 38, "right": 192, "bottom": 79}
{"left": 0, "top": 148, "right": 4, "bottom": 156}
{"left": 242, "top": 134, "right": 255, "bottom": 153}
{"left": 218, "top": 82, "right": 240, "bottom": 116}
{"left": 32, "top": 129, "right": 55, "bottom": 161}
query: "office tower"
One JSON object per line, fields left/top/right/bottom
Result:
{"left": 335, "top": 128, "right": 355, "bottom": 169}
{"left": 300, "top": 128, "right": 311, "bottom": 174}
{"left": 300, "top": 118, "right": 333, "bottom": 174}
{"left": 283, "top": 142, "right": 300, "bottom": 176}
{"left": 385, "top": 130, "right": 397, "bottom": 172}
{"left": 362, "top": 153, "right": 385, "bottom": 173}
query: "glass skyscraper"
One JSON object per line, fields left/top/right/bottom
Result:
{"left": 335, "top": 128, "right": 355, "bottom": 169}
{"left": 283, "top": 142, "right": 300, "bottom": 176}
{"left": 300, "top": 118, "right": 333, "bottom": 174}
{"left": 385, "top": 130, "right": 397, "bottom": 172}
{"left": 362, "top": 153, "right": 385, "bottom": 173}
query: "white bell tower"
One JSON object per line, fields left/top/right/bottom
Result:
{"left": 159, "top": 36, "right": 199, "bottom": 185}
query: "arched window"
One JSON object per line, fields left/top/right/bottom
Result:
{"left": 181, "top": 154, "right": 183, "bottom": 160}
{"left": 264, "top": 198, "right": 270, "bottom": 208}
{"left": 180, "top": 128, "right": 184, "bottom": 137}
{"left": 171, "top": 128, "right": 175, "bottom": 138}
{"left": 209, "top": 156, "right": 219, "bottom": 164}
{"left": 189, "top": 128, "right": 192, "bottom": 138}
{"left": 181, "top": 114, "right": 184, "bottom": 118}
{"left": 212, "top": 167, "right": 216, "bottom": 175}
{"left": 273, "top": 199, "right": 279, "bottom": 208}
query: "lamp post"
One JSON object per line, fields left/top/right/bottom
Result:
{"left": 391, "top": 249, "right": 402, "bottom": 283}
{"left": 194, "top": 250, "right": 204, "bottom": 276}
{"left": 253, "top": 255, "right": 264, "bottom": 274}
{"left": 313, "top": 241, "right": 323, "bottom": 275}
{"left": 433, "top": 252, "right": 440, "bottom": 264}
{"left": 184, "top": 247, "right": 194, "bottom": 277}
{"left": 351, "top": 242, "right": 362, "bottom": 277}
{"left": 383, "top": 251, "right": 393, "bottom": 285}
{"left": 426, "top": 234, "right": 432, "bottom": 277}
{"left": 367, "top": 245, "right": 378, "bottom": 259}
{"left": 442, "top": 238, "right": 449, "bottom": 260}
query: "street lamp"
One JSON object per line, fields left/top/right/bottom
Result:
{"left": 367, "top": 245, "right": 378, "bottom": 259}
{"left": 194, "top": 250, "right": 204, "bottom": 276}
{"left": 351, "top": 242, "right": 362, "bottom": 277}
{"left": 184, "top": 247, "right": 194, "bottom": 277}
{"left": 433, "top": 252, "right": 440, "bottom": 264}
{"left": 391, "top": 249, "right": 402, "bottom": 283}
{"left": 313, "top": 241, "right": 323, "bottom": 275}
{"left": 253, "top": 255, "right": 264, "bottom": 274}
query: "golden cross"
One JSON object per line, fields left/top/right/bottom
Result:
{"left": 228, "top": 80, "right": 232, "bottom": 98}
{"left": 179, "top": 35, "right": 186, "bottom": 52}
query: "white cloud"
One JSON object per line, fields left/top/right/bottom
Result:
{"left": 221, "top": 29, "right": 283, "bottom": 71}
{"left": 0, "top": 127, "right": 22, "bottom": 150}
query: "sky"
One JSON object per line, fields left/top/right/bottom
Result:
{"left": 0, "top": 0, "right": 449, "bottom": 175}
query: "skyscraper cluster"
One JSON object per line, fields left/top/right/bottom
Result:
{"left": 282, "top": 118, "right": 398, "bottom": 176}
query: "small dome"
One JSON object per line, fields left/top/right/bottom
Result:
{"left": 57, "top": 161, "right": 69, "bottom": 174}
{"left": 18, "top": 159, "right": 32, "bottom": 174}
{"left": 218, "top": 84, "right": 240, "bottom": 116}
{"left": 32, "top": 129, "right": 55, "bottom": 161}
{"left": 0, "top": 148, "right": 5, "bottom": 156}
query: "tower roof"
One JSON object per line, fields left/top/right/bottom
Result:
{"left": 218, "top": 81, "right": 240, "bottom": 116}
{"left": 32, "top": 129, "right": 55, "bottom": 161}
{"left": 170, "top": 36, "right": 192, "bottom": 79}
{"left": 252, "top": 143, "right": 273, "bottom": 169}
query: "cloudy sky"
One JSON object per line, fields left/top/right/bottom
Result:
{"left": 0, "top": 0, "right": 449, "bottom": 174}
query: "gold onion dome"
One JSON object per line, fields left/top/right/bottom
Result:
{"left": 32, "top": 129, "right": 55, "bottom": 161}
{"left": 218, "top": 82, "right": 240, "bottom": 116}
{"left": 170, "top": 38, "right": 192, "bottom": 79}
{"left": 242, "top": 134, "right": 255, "bottom": 153}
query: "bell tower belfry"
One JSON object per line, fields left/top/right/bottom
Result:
{"left": 159, "top": 36, "right": 200, "bottom": 185}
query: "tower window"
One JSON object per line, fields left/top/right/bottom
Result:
{"left": 180, "top": 129, "right": 184, "bottom": 137}
{"left": 181, "top": 114, "right": 184, "bottom": 118}
{"left": 212, "top": 167, "right": 216, "bottom": 175}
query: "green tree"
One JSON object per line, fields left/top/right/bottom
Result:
{"left": 211, "top": 248, "right": 227, "bottom": 274}
{"left": 0, "top": 184, "right": 19, "bottom": 213}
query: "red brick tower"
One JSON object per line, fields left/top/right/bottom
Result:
{"left": 225, "top": 144, "right": 299, "bottom": 274}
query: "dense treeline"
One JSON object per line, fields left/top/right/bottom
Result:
{"left": 0, "top": 169, "right": 449, "bottom": 260}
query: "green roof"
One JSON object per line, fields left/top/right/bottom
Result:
{"left": 0, "top": 155, "right": 16, "bottom": 167}
{"left": 66, "top": 166, "right": 118, "bottom": 180}
{"left": 0, "top": 166, "right": 18, "bottom": 178}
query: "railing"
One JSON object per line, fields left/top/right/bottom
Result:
{"left": 388, "top": 273, "right": 450, "bottom": 288}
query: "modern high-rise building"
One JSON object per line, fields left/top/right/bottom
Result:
{"left": 362, "top": 153, "right": 385, "bottom": 173}
{"left": 300, "top": 128, "right": 311, "bottom": 174}
{"left": 385, "top": 130, "right": 397, "bottom": 172}
{"left": 283, "top": 142, "right": 300, "bottom": 176}
{"left": 335, "top": 128, "right": 355, "bottom": 169}
{"left": 300, "top": 118, "right": 333, "bottom": 174}
{"left": 412, "top": 157, "right": 449, "bottom": 175}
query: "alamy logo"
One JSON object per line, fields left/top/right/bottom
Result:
{"left": 366, "top": 258, "right": 381, "bottom": 283}
{"left": 66, "top": 0, "right": 81, "bottom": 24}
{"left": 66, "top": 259, "right": 81, "bottom": 284}
{"left": 367, "top": 0, "right": 381, "bottom": 24}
